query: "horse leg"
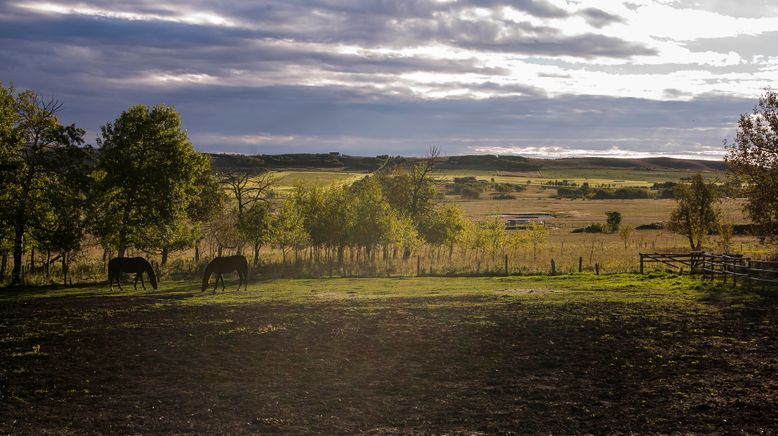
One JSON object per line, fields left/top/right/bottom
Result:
{"left": 212, "top": 273, "right": 219, "bottom": 293}
{"left": 140, "top": 273, "right": 146, "bottom": 290}
{"left": 116, "top": 274, "right": 123, "bottom": 291}
{"left": 237, "top": 270, "right": 244, "bottom": 292}
{"left": 220, "top": 274, "right": 226, "bottom": 292}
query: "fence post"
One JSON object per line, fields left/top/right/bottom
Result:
{"left": 747, "top": 259, "right": 752, "bottom": 292}
{"left": 595, "top": 263, "right": 600, "bottom": 275}
{"left": 504, "top": 254, "right": 509, "bottom": 276}
{"left": 579, "top": 256, "right": 583, "bottom": 273}
{"left": 550, "top": 258, "right": 556, "bottom": 275}
{"left": 639, "top": 253, "right": 644, "bottom": 274}
{"left": 417, "top": 255, "right": 421, "bottom": 277}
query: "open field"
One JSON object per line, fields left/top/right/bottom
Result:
{"left": 2, "top": 275, "right": 777, "bottom": 433}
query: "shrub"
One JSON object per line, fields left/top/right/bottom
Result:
{"left": 572, "top": 223, "right": 607, "bottom": 233}
{"left": 460, "top": 186, "right": 481, "bottom": 199}
{"left": 557, "top": 187, "right": 582, "bottom": 199}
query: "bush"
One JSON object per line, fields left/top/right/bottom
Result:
{"left": 494, "top": 183, "right": 526, "bottom": 193}
{"left": 572, "top": 223, "right": 607, "bottom": 233}
{"left": 460, "top": 186, "right": 481, "bottom": 199}
{"left": 557, "top": 187, "right": 582, "bottom": 199}
{"left": 590, "top": 187, "right": 650, "bottom": 200}
{"left": 491, "top": 193, "right": 516, "bottom": 200}
{"left": 636, "top": 222, "right": 665, "bottom": 230}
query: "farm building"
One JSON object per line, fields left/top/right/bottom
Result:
{"left": 494, "top": 213, "right": 556, "bottom": 229}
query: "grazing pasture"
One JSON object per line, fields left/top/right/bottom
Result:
{"left": 2, "top": 275, "right": 776, "bottom": 433}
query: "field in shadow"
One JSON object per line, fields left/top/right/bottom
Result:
{"left": 0, "top": 280, "right": 776, "bottom": 433}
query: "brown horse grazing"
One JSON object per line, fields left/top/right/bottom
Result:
{"left": 108, "top": 257, "right": 158, "bottom": 291}
{"left": 202, "top": 255, "right": 248, "bottom": 292}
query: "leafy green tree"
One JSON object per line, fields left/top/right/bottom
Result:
{"left": 271, "top": 195, "right": 310, "bottom": 264}
{"left": 0, "top": 82, "right": 19, "bottom": 280}
{"left": 1, "top": 87, "right": 86, "bottom": 284}
{"left": 668, "top": 174, "right": 719, "bottom": 251}
{"left": 241, "top": 202, "right": 272, "bottom": 266}
{"left": 525, "top": 223, "right": 549, "bottom": 259}
{"left": 618, "top": 224, "right": 634, "bottom": 250}
{"left": 319, "top": 185, "right": 354, "bottom": 267}
{"left": 377, "top": 147, "right": 439, "bottom": 237}
{"left": 206, "top": 206, "right": 240, "bottom": 256}
{"left": 93, "top": 104, "right": 208, "bottom": 257}
{"left": 420, "top": 204, "right": 467, "bottom": 259}
{"left": 726, "top": 89, "right": 778, "bottom": 242}
{"left": 606, "top": 211, "right": 622, "bottom": 232}
{"left": 348, "top": 176, "right": 396, "bottom": 257}
{"left": 187, "top": 169, "right": 225, "bottom": 262}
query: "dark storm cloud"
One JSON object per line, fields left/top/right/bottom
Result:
{"left": 41, "top": 82, "right": 747, "bottom": 156}
{"left": 0, "top": 0, "right": 744, "bottom": 159}
{"left": 0, "top": 1, "right": 653, "bottom": 59}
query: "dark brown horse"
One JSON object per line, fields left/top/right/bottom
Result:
{"left": 108, "top": 257, "right": 158, "bottom": 291}
{"left": 202, "top": 255, "right": 248, "bottom": 292}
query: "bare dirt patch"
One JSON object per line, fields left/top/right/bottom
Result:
{"left": 0, "top": 292, "right": 776, "bottom": 433}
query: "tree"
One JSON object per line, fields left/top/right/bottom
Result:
{"left": 606, "top": 211, "right": 622, "bottom": 232}
{"left": 272, "top": 196, "right": 310, "bottom": 264}
{"left": 93, "top": 104, "right": 208, "bottom": 257}
{"left": 220, "top": 170, "right": 275, "bottom": 219}
{"left": 668, "top": 174, "right": 719, "bottom": 251}
{"left": 1, "top": 87, "right": 86, "bottom": 285}
{"left": 377, "top": 146, "right": 440, "bottom": 233}
{"left": 241, "top": 202, "right": 272, "bottom": 266}
{"left": 525, "top": 223, "right": 549, "bottom": 260}
{"left": 187, "top": 169, "right": 225, "bottom": 263}
{"left": 716, "top": 219, "right": 734, "bottom": 253}
{"left": 0, "top": 82, "right": 19, "bottom": 281}
{"left": 726, "top": 88, "right": 778, "bottom": 242}
{"left": 618, "top": 224, "right": 634, "bottom": 250}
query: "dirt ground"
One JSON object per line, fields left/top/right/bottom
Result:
{"left": 1, "top": 289, "right": 777, "bottom": 434}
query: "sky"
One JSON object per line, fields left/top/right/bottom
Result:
{"left": 2, "top": 0, "right": 777, "bottom": 159}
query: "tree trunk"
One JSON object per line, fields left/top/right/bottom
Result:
{"left": 194, "top": 241, "right": 200, "bottom": 263}
{"left": 62, "top": 252, "right": 68, "bottom": 286}
{"left": 46, "top": 249, "right": 51, "bottom": 278}
{"left": 30, "top": 246, "right": 35, "bottom": 274}
{"left": 253, "top": 242, "right": 260, "bottom": 267}
{"left": 0, "top": 252, "right": 7, "bottom": 281}
{"left": 161, "top": 246, "right": 169, "bottom": 266}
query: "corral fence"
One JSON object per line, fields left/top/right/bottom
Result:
{"left": 640, "top": 251, "right": 778, "bottom": 290}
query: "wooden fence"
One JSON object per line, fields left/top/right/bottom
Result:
{"left": 640, "top": 251, "right": 778, "bottom": 290}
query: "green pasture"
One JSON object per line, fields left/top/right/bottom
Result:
{"left": 0, "top": 273, "right": 751, "bottom": 308}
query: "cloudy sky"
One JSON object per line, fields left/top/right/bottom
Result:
{"left": 2, "top": 0, "right": 777, "bottom": 158}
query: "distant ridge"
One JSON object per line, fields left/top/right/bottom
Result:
{"left": 206, "top": 152, "right": 727, "bottom": 173}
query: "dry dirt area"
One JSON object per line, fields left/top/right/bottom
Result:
{"left": 1, "top": 291, "right": 777, "bottom": 433}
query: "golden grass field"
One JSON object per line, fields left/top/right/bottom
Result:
{"left": 249, "top": 168, "right": 767, "bottom": 275}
